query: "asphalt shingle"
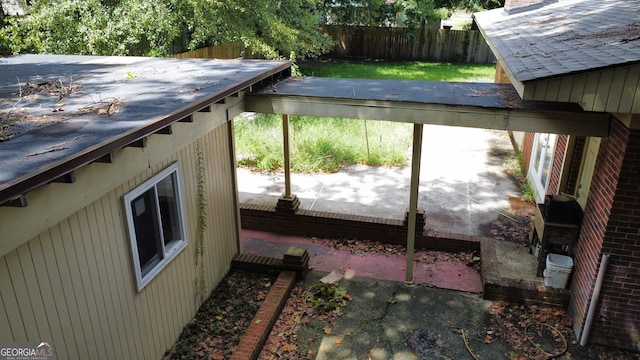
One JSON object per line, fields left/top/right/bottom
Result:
{"left": 474, "top": 0, "right": 640, "bottom": 82}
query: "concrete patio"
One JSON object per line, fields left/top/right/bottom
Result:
{"left": 236, "top": 125, "right": 568, "bottom": 305}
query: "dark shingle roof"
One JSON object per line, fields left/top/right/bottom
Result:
{"left": 474, "top": 0, "right": 640, "bottom": 82}
{"left": 0, "top": 55, "right": 289, "bottom": 204}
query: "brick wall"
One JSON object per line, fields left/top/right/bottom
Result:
{"left": 522, "top": 132, "right": 534, "bottom": 174}
{"left": 566, "top": 137, "right": 586, "bottom": 195}
{"left": 569, "top": 118, "right": 640, "bottom": 351}
{"left": 240, "top": 203, "right": 481, "bottom": 253}
{"left": 547, "top": 135, "right": 567, "bottom": 195}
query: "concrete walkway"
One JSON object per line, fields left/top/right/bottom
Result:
{"left": 297, "top": 271, "right": 511, "bottom": 360}
{"left": 238, "top": 125, "right": 522, "bottom": 236}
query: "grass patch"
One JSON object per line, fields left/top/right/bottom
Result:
{"left": 299, "top": 60, "right": 495, "bottom": 82}
{"left": 236, "top": 60, "right": 496, "bottom": 173}
{"left": 235, "top": 114, "right": 412, "bottom": 173}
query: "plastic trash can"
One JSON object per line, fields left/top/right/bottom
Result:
{"left": 543, "top": 253, "right": 573, "bottom": 289}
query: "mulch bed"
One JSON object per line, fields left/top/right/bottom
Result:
{"left": 164, "top": 270, "right": 278, "bottom": 359}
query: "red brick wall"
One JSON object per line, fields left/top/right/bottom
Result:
{"left": 566, "top": 137, "right": 586, "bottom": 195}
{"left": 522, "top": 132, "right": 535, "bottom": 174}
{"left": 547, "top": 135, "right": 567, "bottom": 195}
{"left": 240, "top": 203, "right": 481, "bottom": 253}
{"left": 569, "top": 118, "right": 640, "bottom": 350}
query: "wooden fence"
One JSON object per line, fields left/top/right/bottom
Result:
{"left": 324, "top": 26, "right": 495, "bottom": 64}
{"left": 172, "top": 41, "right": 256, "bottom": 59}
{"left": 172, "top": 27, "right": 495, "bottom": 64}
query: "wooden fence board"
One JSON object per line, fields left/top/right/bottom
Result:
{"left": 323, "top": 26, "right": 495, "bottom": 64}
{"left": 172, "top": 27, "right": 495, "bottom": 64}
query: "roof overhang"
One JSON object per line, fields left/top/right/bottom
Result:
{"left": 0, "top": 55, "right": 291, "bottom": 206}
{"left": 245, "top": 77, "right": 611, "bottom": 136}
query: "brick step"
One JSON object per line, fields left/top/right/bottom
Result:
{"left": 232, "top": 246, "right": 310, "bottom": 279}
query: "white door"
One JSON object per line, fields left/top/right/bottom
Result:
{"left": 575, "top": 137, "right": 601, "bottom": 209}
{"left": 529, "top": 133, "right": 557, "bottom": 203}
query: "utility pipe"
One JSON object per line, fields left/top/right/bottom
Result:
{"left": 405, "top": 123, "right": 423, "bottom": 284}
{"left": 580, "top": 253, "right": 610, "bottom": 346}
{"left": 282, "top": 114, "right": 292, "bottom": 197}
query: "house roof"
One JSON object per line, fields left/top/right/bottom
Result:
{"left": 0, "top": 55, "right": 290, "bottom": 205}
{"left": 473, "top": 0, "right": 640, "bottom": 83}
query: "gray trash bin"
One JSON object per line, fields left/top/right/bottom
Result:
{"left": 543, "top": 253, "right": 573, "bottom": 289}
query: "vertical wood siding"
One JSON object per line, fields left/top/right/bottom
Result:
{"left": 526, "top": 65, "right": 640, "bottom": 114}
{"left": 0, "top": 121, "right": 238, "bottom": 359}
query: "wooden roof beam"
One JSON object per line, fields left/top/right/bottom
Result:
{"left": 245, "top": 95, "right": 611, "bottom": 137}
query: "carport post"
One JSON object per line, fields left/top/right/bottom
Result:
{"left": 276, "top": 114, "right": 300, "bottom": 213}
{"left": 283, "top": 114, "right": 292, "bottom": 197}
{"left": 406, "top": 123, "right": 423, "bottom": 284}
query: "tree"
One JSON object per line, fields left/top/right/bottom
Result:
{"left": 320, "top": 0, "right": 401, "bottom": 26}
{"left": 0, "top": 0, "right": 333, "bottom": 59}
{"left": 318, "top": 0, "right": 504, "bottom": 29}
{"left": 174, "top": 0, "right": 332, "bottom": 59}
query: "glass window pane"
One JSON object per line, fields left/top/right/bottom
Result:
{"left": 131, "top": 188, "right": 162, "bottom": 276}
{"left": 157, "top": 173, "right": 182, "bottom": 245}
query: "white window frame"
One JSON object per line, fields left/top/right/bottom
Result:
{"left": 529, "top": 133, "right": 557, "bottom": 204}
{"left": 124, "top": 163, "right": 188, "bottom": 291}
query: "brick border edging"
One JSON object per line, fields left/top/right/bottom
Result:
{"left": 240, "top": 203, "right": 480, "bottom": 253}
{"left": 230, "top": 270, "right": 297, "bottom": 360}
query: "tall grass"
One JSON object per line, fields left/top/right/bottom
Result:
{"left": 236, "top": 114, "right": 412, "bottom": 173}
{"left": 235, "top": 61, "right": 496, "bottom": 173}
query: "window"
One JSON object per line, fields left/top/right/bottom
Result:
{"left": 529, "top": 133, "right": 557, "bottom": 203}
{"left": 124, "top": 163, "right": 188, "bottom": 291}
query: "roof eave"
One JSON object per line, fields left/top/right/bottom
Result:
{"left": 473, "top": 14, "right": 526, "bottom": 98}
{"left": 0, "top": 60, "right": 292, "bottom": 206}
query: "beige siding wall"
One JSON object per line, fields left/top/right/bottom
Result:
{"left": 524, "top": 65, "right": 640, "bottom": 114}
{"left": 0, "top": 104, "right": 241, "bottom": 358}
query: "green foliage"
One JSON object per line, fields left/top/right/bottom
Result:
{"left": 194, "top": 139, "right": 207, "bottom": 302}
{"left": 303, "top": 282, "right": 349, "bottom": 313}
{"left": 320, "top": 0, "right": 401, "bottom": 26}
{"left": 0, "top": 0, "right": 178, "bottom": 56}
{"left": 319, "top": 0, "right": 504, "bottom": 28}
{"left": 0, "top": 0, "right": 333, "bottom": 59}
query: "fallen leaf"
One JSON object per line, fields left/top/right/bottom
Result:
{"left": 280, "top": 343, "right": 297, "bottom": 352}
{"left": 335, "top": 339, "right": 342, "bottom": 344}
{"left": 255, "top": 319, "right": 262, "bottom": 324}
{"left": 323, "top": 327, "right": 332, "bottom": 334}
